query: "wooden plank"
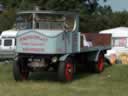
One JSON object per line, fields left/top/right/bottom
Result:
{"left": 83, "top": 33, "right": 111, "bottom": 47}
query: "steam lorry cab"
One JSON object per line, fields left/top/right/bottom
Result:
{"left": 13, "top": 10, "right": 111, "bottom": 81}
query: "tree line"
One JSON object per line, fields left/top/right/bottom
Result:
{"left": 0, "top": 0, "right": 128, "bottom": 32}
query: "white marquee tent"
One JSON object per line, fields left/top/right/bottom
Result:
{"left": 100, "top": 27, "right": 128, "bottom": 64}
{"left": 100, "top": 27, "right": 128, "bottom": 37}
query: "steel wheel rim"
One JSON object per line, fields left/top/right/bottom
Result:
{"left": 65, "top": 63, "right": 73, "bottom": 81}
{"left": 20, "top": 71, "right": 28, "bottom": 80}
{"left": 20, "top": 67, "right": 28, "bottom": 80}
{"left": 98, "top": 54, "right": 104, "bottom": 72}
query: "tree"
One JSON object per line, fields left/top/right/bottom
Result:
{"left": 0, "top": 0, "right": 108, "bottom": 32}
{"left": 0, "top": 8, "right": 16, "bottom": 32}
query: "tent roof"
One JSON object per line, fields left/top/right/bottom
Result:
{"left": 99, "top": 27, "right": 128, "bottom": 37}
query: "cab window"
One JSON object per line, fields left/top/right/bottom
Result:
{"left": 4, "top": 39, "right": 12, "bottom": 46}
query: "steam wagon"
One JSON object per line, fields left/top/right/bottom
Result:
{"left": 13, "top": 10, "right": 111, "bottom": 81}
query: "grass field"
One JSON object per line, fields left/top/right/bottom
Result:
{"left": 0, "top": 63, "right": 128, "bottom": 96}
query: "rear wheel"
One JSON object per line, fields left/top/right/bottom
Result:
{"left": 58, "top": 57, "right": 74, "bottom": 82}
{"left": 13, "top": 58, "right": 29, "bottom": 81}
{"left": 94, "top": 53, "right": 104, "bottom": 73}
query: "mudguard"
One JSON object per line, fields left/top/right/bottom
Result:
{"left": 59, "top": 54, "right": 70, "bottom": 61}
{"left": 94, "top": 50, "right": 103, "bottom": 62}
{"left": 87, "top": 50, "right": 104, "bottom": 62}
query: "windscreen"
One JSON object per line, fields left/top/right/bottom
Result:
{"left": 16, "top": 13, "right": 32, "bottom": 30}
{"left": 35, "top": 14, "right": 64, "bottom": 30}
{"left": 16, "top": 12, "right": 75, "bottom": 32}
{"left": 35, "top": 14, "right": 75, "bottom": 31}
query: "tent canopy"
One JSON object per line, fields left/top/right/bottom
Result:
{"left": 100, "top": 27, "right": 128, "bottom": 37}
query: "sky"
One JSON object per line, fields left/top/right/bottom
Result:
{"left": 99, "top": 0, "right": 128, "bottom": 11}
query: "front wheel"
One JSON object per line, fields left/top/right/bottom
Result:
{"left": 58, "top": 58, "right": 75, "bottom": 82}
{"left": 13, "top": 58, "right": 29, "bottom": 81}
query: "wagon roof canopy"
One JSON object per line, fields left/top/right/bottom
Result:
{"left": 17, "top": 10, "right": 79, "bottom": 16}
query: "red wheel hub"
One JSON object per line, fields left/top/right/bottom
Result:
{"left": 65, "top": 63, "right": 73, "bottom": 81}
{"left": 21, "top": 71, "right": 28, "bottom": 80}
{"left": 98, "top": 54, "right": 104, "bottom": 72}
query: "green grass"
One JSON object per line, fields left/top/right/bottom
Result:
{"left": 0, "top": 63, "right": 128, "bottom": 96}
